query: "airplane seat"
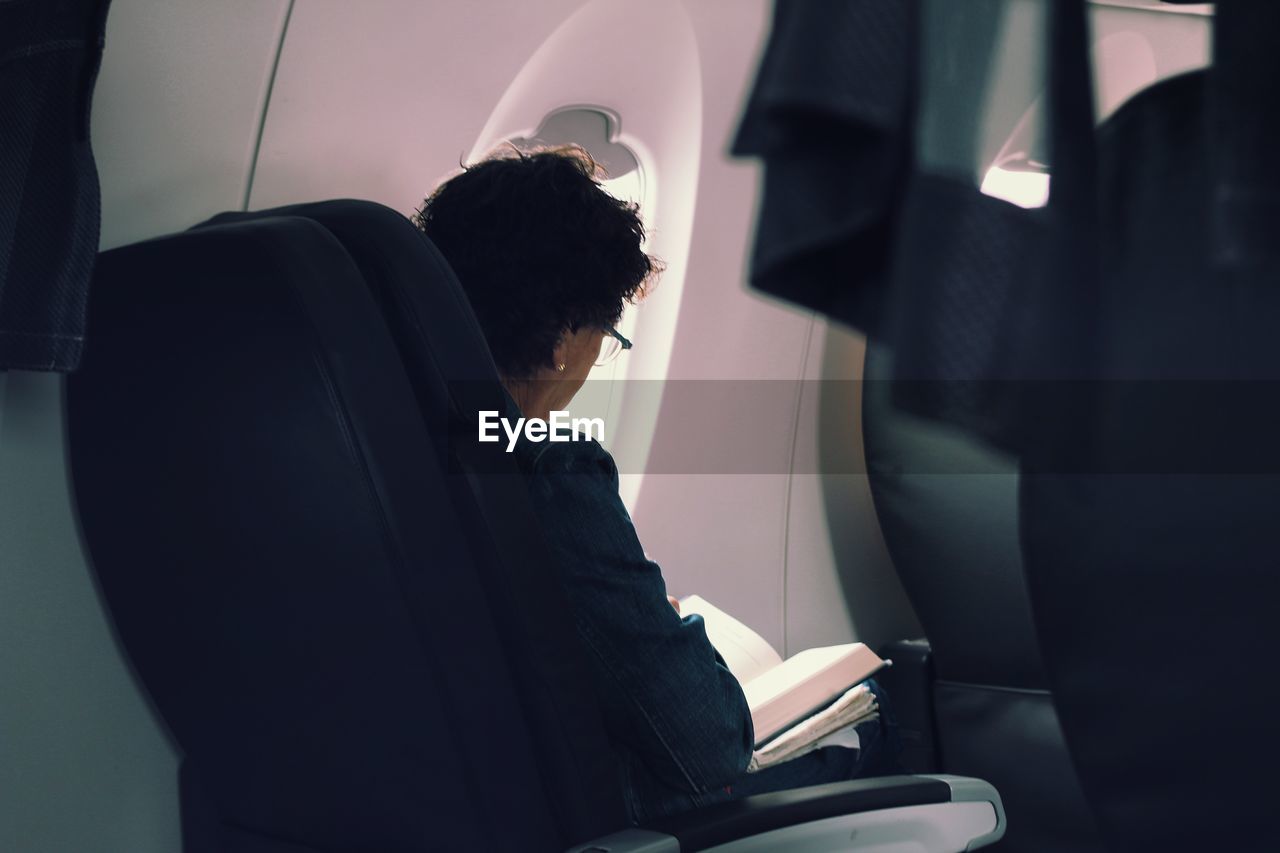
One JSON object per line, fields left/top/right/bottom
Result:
{"left": 66, "top": 210, "right": 623, "bottom": 852}
{"left": 67, "top": 200, "right": 1006, "bottom": 851}
{"left": 862, "top": 345, "right": 1102, "bottom": 853}
{"left": 1021, "top": 51, "right": 1280, "bottom": 851}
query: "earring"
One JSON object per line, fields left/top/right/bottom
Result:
{"left": 556, "top": 363, "right": 566, "bottom": 372}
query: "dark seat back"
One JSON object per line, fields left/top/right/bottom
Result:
{"left": 67, "top": 205, "right": 622, "bottom": 852}
{"left": 1022, "top": 64, "right": 1280, "bottom": 853}
{"left": 862, "top": 345, "right": 1100, "bottom": 853}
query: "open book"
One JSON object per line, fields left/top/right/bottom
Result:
{"left": 680, "top": 595, "right": 887, "bottom": 771}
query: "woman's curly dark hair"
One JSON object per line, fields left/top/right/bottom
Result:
{"left": 413, "top": 144, "right": 661, "bottom": 378}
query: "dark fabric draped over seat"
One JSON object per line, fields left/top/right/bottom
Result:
{"left": 736, "top": 1, "right": 1280, "bottom": 852}
{"left": 731, "top": 0, "right": 911, "bottom": 338}
{"left": 0, "top": 0, "right": 111, "bottom": 371}
{"left": 731, "top": 0, "right": 1050, "bottom": 453}
{"left": 735, "top": 0, "right": 1280, "bottom": 442}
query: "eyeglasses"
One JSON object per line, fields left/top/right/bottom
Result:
{"left": 596, "top": 326, "right": 633, "bottom": 366}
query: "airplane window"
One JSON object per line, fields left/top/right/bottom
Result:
{"left": 498, "top": 105, "right": 653, "bottom": 462}
{"left": 980, "top": 159, "right": 1051, "bottom": 209}
{"left": 511, "top": 106, "right": 645, "bottom": 202}
{"left": 965, "top": 5, "right": 1208, "bottom": 213}
{"left": 510, "top": 106, "right": 649, "bottom": 381}
{"left": 476, "top": 91, "right": 676, "bottom": 509}
{"left": 601, "top": 168, "right": 644, "bottom": 208}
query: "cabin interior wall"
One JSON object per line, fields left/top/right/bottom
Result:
{"left": 94, "top": 0, "right": 294, "bottom": 249}
{"left": 626, "top": 0, "right": 918, "bottom": 654}
{"left": 246, "top": 0, "right": 586, "bottom": 214}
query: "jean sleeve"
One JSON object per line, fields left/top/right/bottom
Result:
{"left": 527, "top": 441, "right": 755, "bottom": 794}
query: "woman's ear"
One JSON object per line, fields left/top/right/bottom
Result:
{"left": 549, "top": 334, "right": 570, "bottom": 373}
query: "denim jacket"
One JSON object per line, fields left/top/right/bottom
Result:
{"left": 514, "top": 432, "right": 753, "bottom": 821}
{"left": 513, "top": 431, "right": 901, "bottom": 823}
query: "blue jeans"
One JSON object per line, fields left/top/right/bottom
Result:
{"left": 624, "top": 678, "right": 905, "bottom": 823}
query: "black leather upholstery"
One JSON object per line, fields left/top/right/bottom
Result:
{"left": 67, "top": 207, "right": 622, "bottom": 851}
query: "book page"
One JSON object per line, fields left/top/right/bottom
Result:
{"left": 741, "top": 643, "right": 885, "bottom": 745}
{"left": 747, "top": 683, "right": 878, "bottom": 772}
{"left": 679, "top": 595, "right": 783, "bottom": 684}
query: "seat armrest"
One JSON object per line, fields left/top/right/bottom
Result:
{"left": 566, "top": 775, "right": 1005, "bottom": 852}
{"left": 564, "top": 829, "right": 680, "bottom": 853}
